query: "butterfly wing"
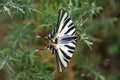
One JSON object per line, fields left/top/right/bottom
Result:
{"left": 56, "top": 41, "right": 76, "bottom": 72}
{"left": 47, "top": 9, "right": 76, "bottom": 40}
{"left": 47, "top": 44, "right": 67, "bottom": 72}
{"left": 47, "top": 9, "right": 78, "bottom": 72}
{"left": 57, "top": 9, "right": 76, "bottom": 36}
{"left": 47, "top": 9, "right": 62, "bottom": 40}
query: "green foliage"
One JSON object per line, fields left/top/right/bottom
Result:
{"left": 0, "top": 0, "right": 39, "bottom": 17}
{"left": 0, "top": 0, "right": 120, "bottom": 80}
{"left": 0, "top": 24, "right": 54, "bottom": 80}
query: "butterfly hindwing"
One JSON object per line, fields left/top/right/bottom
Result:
{"left": 48, "top": 42, "right": 76, "bottom": 72}
{"left": 47, "top": 44, "right": 66, "bottom": 72}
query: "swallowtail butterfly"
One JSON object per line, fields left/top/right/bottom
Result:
{"left": 36, "top": 9, "right": 79, "bottom": 72}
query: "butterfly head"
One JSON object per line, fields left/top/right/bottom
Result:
{"left": 45, "top": 36, "right": 49, "bottom": 40}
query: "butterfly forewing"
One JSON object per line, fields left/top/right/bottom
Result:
{"left": 58, "top": 10, "right": 75, "bottom": 36}
{"left": 47, "top": 9, "right": 65, "bottom": 40}
{"left": 47, "top": 9, "right": 78, "bottom": 72}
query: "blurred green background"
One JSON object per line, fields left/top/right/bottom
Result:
{"left": 0, "top": 0, "right": 120, "bottom": 80}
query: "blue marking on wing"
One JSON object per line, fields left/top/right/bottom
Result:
{"left": 61, "top": 36, "right": 78, "bottom": 41}
{"left": 47, "top": 44, "right": 57, "bottom": 54}
{"left": 48, "top": 27, "right": 58, "bottom": 40}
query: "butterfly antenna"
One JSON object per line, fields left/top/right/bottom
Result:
{"left": 37, "top": 35, "right": 48, "bottom": 39}
{"left": 35, "top": 47, "right": 48, "bottom": 52}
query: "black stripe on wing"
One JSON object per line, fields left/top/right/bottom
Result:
{"left": 68, "top": 50, "right": 74, "bottom": 53}
{"left": 68, "top": 23, "right": 73, "bottom": 28}
{"left": 64, "top": 26, "right": 74, "bottom": 34}
{"left": 64, "top": 45, "right": 75, "bottom": 50}
{"left": 59, "top": 9, "right": 65, "bottom": 22}
{"left": 62, "top": 36, "right": 79, "bottom": 41}
{"left": 60, "top": 17, "right": 70, "bottom": 33}
{"left": 60, "top": 48, "right": 71, "bottom": 60}
{"left": 55, "top": 52, "right": 66, "bottom": 72}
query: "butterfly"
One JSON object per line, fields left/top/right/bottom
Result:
{"left": 36, "top": 9, "right": 79, "bottom": 72}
